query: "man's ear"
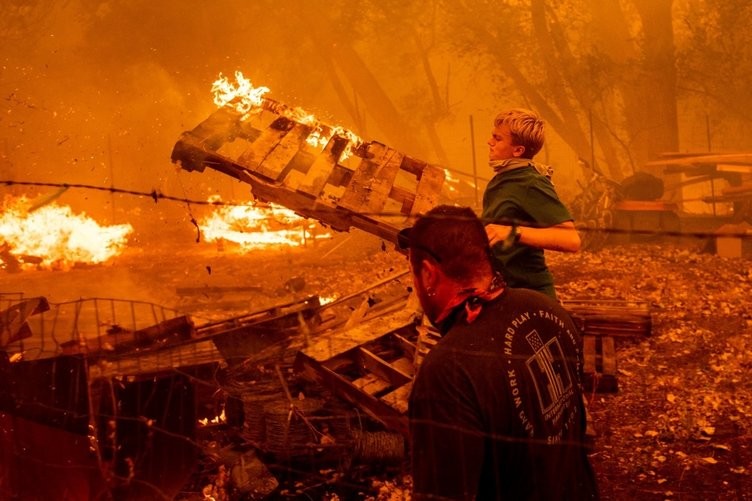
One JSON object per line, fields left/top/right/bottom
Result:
{"left": 420, "top": 259, "right": 440, "bottom": 290}
{"left": 512, "top": 144, "right": 526, "bottom": 158}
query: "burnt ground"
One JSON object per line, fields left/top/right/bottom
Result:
{"left": 551, "top": 241, "right": 752, "bottom": 501}
{"left": 2, "top": 228, "right": 752, "bottom": 500}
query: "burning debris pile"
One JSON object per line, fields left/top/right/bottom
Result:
{"left": 0, "top": 194, "right": 132, "bottom": 272}
{"left": 0, "top": 65, "right": 454, "bottom": 498}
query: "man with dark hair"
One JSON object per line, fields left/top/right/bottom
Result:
{"left": 402, "top": 205, "right": 598, "bottom": 500}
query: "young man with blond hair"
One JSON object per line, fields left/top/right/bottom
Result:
{"left": 483, "top": 108, "right": 580, "bottom": 300}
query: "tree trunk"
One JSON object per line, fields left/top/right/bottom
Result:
{"left": 632, "top": 0, "right": 680, "bottom": 163}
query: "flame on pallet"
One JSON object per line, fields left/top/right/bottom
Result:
{"left": 212, "top": 71, "right": 363, "bottom": 157}
{"left": 212, "top": 71, "right": 463, "bottom": 195}
{"left": 200, "top": 195, "right": 332, "bottom": 250}
{"left": 0, "top": 195, "right": 132, "bottom": 271}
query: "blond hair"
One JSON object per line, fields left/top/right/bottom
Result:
{"left": 494, "top": 108, "right": 545, "bottom": 159}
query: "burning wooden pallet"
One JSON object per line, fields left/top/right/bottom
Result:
{"left": 171, "top": 99, "right": 445, "bottom": 243}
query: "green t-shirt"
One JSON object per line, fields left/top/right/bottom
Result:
{"left": 481, "top": 165, "right": 573, "bottom": 298}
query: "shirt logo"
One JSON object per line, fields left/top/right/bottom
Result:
{"left": 525, "top": 329, "right": 573, "bottom": 421}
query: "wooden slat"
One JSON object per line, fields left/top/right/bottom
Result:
{"left": 280, "top": 170, "right": 307, "bottom": 191}
{"left": 380, "top": 382, "right": 412, "bottom": 414}
{"left": 352, "top": 373, "right": 391, "bottom": 396}
{"left": 583, "top": 335, "right": 596, "bottom": 375}
{"left": 337, "top": 143, "right": 403, "bottom": 214}
{"left": 356, "top": 347, "right": 412, "bottom": 388}
{"left": 400, "top": 156, "right": 427, "bottom": 176}
{"left": 295, "top": 135, "right": 349, "bottom": 196}
{"left": 600, "top": 336, "right": 617, "bottom": 376}
{"left": 583, "top": 335, "right": 617, "bottom": 393}
{"left": 723, "top": 182, "right": 752, "bottom": 196}
{"left": 299, "top": 309, "right": 416, "bottom": 363}
{"left": 388, "top": 185, "right": 416, "bottom": 213}
{"left": 236, "top": 117, "right": 294, "bottom": 177}
{"left": 563, "top": 299, "right": 652, "bottom": 338}
{"left": 171, "top": 135, "right": 257, "bottom": 182}
{"left": 183, "top": 106, "right": 243, "bottom": 150}
{"left": 390, "top": 356, "right": 415, "bottom": 378}
{"left": 253, "top": 121, "right": 313, "bottom": 181}
{"left": 392, "top": 332, "right": 417, "bottom": 361}
{"left": 411, "top": 165, "right": 445, "bottom": 215}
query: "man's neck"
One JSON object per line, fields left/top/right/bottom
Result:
{"left": 432, "top": 275, "right": 500, "bottom": 325}
{"left": 489, "top": 157, "right": 532, "bottom": 174}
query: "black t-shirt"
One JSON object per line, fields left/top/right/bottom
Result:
{"left": 409, "top": 288, "right": 599, "bottom": 501}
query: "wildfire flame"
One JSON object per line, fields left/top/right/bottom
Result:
{"left": 200, "top": 195, "right": 331, "bottom": 250}
{"left": 211, "top": 71, "right": 362, "bottom": 157}
{"left": 0, "top": 195, "right": 132, "bottom": 271}
{"left": 212, "top": 71, "right": 270, "bottom": 119}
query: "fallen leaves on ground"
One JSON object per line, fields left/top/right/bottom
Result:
{"left": 551, "top": 243, "right": 752, "bottom": 501}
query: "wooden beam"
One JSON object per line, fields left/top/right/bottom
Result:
{"left": 294, "top": 352, "right": 410, "bottom": 437}
{"left": 647, "top": 153, "right": 752, "bottom": 167}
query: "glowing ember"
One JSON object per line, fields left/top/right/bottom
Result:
{"left": 198, "top": 407, "right": 226, "bottom": 427}
{"left": 211, "top": 71, "right": 362, "bottom": 157}
{"left": 318, "top": 294, "right": 337, "bottom": 305}
{"left": 0, "top": 195, "right": 132, "bottom": 271}
{"left": 200, "top": 195, "right": 332, "bottom": 250}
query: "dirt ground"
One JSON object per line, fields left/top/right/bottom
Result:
{"left": 3, "top": 228, "right": 751, "bottom": 500}
{"left": 550, "top": 241, "right": 752, "bottom": 501}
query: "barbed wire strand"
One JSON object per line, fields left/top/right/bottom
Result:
{"left": 3, "top": 179, "right": 752, "bottom": 241}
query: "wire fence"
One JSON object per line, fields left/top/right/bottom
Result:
{"left": 3, "top": 179, "right": 752, "bottom": 241}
